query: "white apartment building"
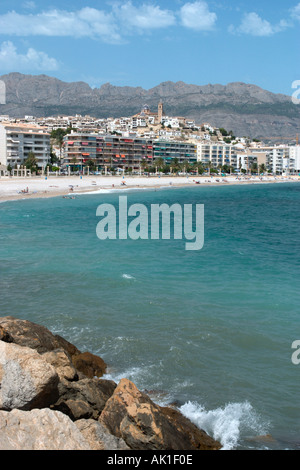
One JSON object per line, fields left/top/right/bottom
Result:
{"left": 0, "top": 122, "right": 50, "bottom": 169}
{"left": 247, "top": 145, "right": 299, "bottom": 174}
{"left": 265, "top": 146, "right": 290, "bottom": 174}
{"left": 161, "top": 116, "right": 180, "bottom": 128}
{"left": 197, "top": 143, "right": 238, "bottom": 169}
{"left": 289, "top": 145, "right": 300, "bottom": 173}
{"left": 237, "top": 153, "right": 267, "bottom": 173}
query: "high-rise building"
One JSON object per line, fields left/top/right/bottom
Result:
{"left": 63, "top": 133, "right": 154, "bottom": 170}
{"left": 0, "top": 122, "right": 50, "bottom": 169}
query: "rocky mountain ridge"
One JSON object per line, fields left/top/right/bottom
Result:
{"left": 0, "top": 72, "right": 299, "bottom": 140}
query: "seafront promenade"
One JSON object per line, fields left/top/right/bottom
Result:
{"left": 0, "top": 174, "right": 299, "bottom": 203}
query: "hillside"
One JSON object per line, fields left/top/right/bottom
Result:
{"left": 0, "top": 73, "right": 299, "bottom": 140}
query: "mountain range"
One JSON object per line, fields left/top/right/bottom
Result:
{"left": 0, "top": 72, "right": 299, "bottom": 141}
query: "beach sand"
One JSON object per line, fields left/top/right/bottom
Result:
{"left": 0, "top": 174, "right": 299, "bottom": 203}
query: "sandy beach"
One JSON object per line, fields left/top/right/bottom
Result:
{"left": 0, "top": 174, "right": 299, "bottom": 203}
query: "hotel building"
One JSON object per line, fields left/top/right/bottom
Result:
{"left": 153, "top": 140, "right": 197, "bottom": 165}
{"left": 197, "top": 143, "right": 238, "bottom": 169}
{"left": 63, "top": 132, "right": 198, "bottom": 170}
{"left": 0, "top": 122, "right": 50, "bottom": 169}
{"left": 63, "top": 133, "right": 154, "bottom": 170}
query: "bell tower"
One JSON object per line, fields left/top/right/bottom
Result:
{"left": 158, "top": 100, "right": 164, "bottom": 123}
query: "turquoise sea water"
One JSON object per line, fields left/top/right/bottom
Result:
{"left": 0, "top": 182, "right": 299, "bottom": 450}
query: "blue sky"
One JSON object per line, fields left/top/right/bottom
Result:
{"left": 0, "top": 0, "right": 298, "bottom": 95}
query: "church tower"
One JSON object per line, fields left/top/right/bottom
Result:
{"left": 158, "top": 100, "right": 164, "bottom": 123}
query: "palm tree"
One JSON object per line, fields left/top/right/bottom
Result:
{"left": 259, "top": 163, "right": 266, "bottom": 174}
{"left": 154, "top": 157, "right": 165, "bottom": 172}
{"left": 207, "top": 161, "right": 213, "bottom": 176}
{"left": 86, "top": 159, "right": 97, "bottom": 172}
{"left": 251, "top": 162, "right": 258, "bottom": 175}
{"left": 179, "top": 161, "right": 191, "bottom": 174}
{"left": 195, "top": 161, "right": 205, "bottom": 175}
{"left": 70, "top": 156, "right": 77, "bottom": 173}
{"left": 140, "top": 159, "right": 149, "bottom": 174}
{"left": 172, "top": 157, "right": 180, "bottom": 173}
{"left": 24, "top": 151, "right": 38, "bottom": 172}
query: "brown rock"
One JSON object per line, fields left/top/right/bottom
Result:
{"left": 52, "top": 377, "right": 116, "bottom": 420}
{"left": 58, "top": 399, "right": 93, "bottom": 421}
{"left": 72, "top": 351, "right": 107, "bottom": 378}
{"left": 0, "top": 316, "right": 107, "bottom": 379}
{"left": 0, "top": 326, "right": 13, "bottom": 343}
{"left": 42, "top": 349, "right": 78, "bottom": 381}
{"left": 161, "top": 406, "right": 222, "bottom": 450}
{"left": 54, "top": 333, "right": 81, "bottom": 358}
{"left": 0, "top": 316, "right": 69, "bottom": 353}
{"left": 99, "top": 378, "right": 221, "bottom": 450}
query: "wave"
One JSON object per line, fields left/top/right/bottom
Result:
{"left": 180, "top": 401, "right": 269, "bottom": 450}
{"left": 122, "top": 273, "right": 136, "bottom": 280}
{"left": 71, "top": 186, "right": 160, "bottom": 197}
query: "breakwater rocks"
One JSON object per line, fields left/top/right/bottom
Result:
{"left": 0, "top": 316, "right": 221, "bottom": 451}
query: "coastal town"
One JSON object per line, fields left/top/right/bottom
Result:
{"left": 0, "top": 101, "right": 299, "bottom": 178}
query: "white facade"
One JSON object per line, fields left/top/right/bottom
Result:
{"left": 248, "top": 145, "right": 299, "bottom": 174}
{"left": 0, "top": 123, "right": 50, "bottom": 169}
{"left": 267, "top": 146, "right": 290, "bottom": 174}
{"left": 161, "top": 117, "right": 180, "bottom": 128}
{"left": 289, "top": 145, "right": 300, "bottom": 172}
{"left": 197, "top": 143, "right": 238, "bottom": 169}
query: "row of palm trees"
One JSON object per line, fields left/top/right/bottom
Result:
{"left": 142, "top": 158, "right": 266, "bottom": 175}
{"left": 67, "top": 156, "right": 268, "bottom": 176}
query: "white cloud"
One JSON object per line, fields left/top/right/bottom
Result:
{"left": 0, "top": 41, "right": 59, "bottom": 71}
{"left": 0, "top": 3, "right": 219, "bottom": 44}
{"left": 0, "top": 5, "right": 175, "bottom": 42}
{"left": 22, "top": 1, "right": 36, "bottom": 10}
{"left": 0, "top": 8, "right": 122, "bottom": 44}
{"left": 290, "top": 3, "right": 300, "bottom": 21}
{"left": 230, "top": 12, "right": 289, "bottom": 37}
{"left": 114, "top": 2, "right": 176, "bottom": 31}
{"left": 179, "top": 1, "right": 217, "bottom": 31}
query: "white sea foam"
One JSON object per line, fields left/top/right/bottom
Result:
{"left": 122, "top": 273, "right": 136, "bottom": 280}
{"left": 103, "top": 365, "right": 157, "bottom": 387}
{"left": 180, "top": 401, "right": 269, "bottom": 450}
{"left": 103, "top": 366, "right": 143, "bottom": 383}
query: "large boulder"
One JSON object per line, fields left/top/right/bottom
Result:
{"left": 42, "top": 349, "right": 78, "bottom": 382}
{"left": 0, "top": 325, "right": 13, "bottom": 343}
{"left": 0, "top": 409, "right": 91, "bottom": 450}
{"left": 0, "top": 340, "right": 59, "bottom": 411}
{"left": 0, "top": 316, "right": 71, "bottom": 353}
{"left": 52, "top": 377, "right": 117, "bottom": 421}
{"left": 99, "top": 378, "right": 221, "bottom": 450}
{"left": 75, "top": 419, "right": 130, "bottom": 450}
{"left": 0, "top": 317, "right": 221, "bottom": 451}
{"left": 0, "top": 316, "right": 107, "bottom": 378}
{"left": 71, "top": 351, "right": 107, "bottom": 379}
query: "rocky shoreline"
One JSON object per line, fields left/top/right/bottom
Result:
{"left": 0, "top": 316, "right": 221, "bottom": 451}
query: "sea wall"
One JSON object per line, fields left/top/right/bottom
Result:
{"left": 0, "top": 316, "right": 221, "bottom": 451}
